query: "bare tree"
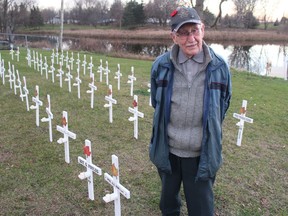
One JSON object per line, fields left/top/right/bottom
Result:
{"left": 110, "top": 0, "right": 124, "bottom": 28}
{"left": 211, "top": 0, "right": 227, "bottom": 28}
{"left": 232, "top": 0, "right": 258, "bottom": 26}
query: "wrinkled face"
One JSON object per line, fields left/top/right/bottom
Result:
{"left": 171, "top": 23, "right": 205, "bottom": 58}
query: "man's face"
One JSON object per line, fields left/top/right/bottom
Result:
{"left": 171, "top": 23, "right": 205, "bottom": 58}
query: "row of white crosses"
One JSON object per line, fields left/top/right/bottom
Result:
{"left": 78, "top": 141, "right": 131, "bottom": 216}
{"left": 54, "top": 112, "right": 130, "bottom": 215}
{"left": 233, "top": 100, "right": 254, "bottom": 146}
{"left": 26, "top": 48, "right": 145, "bottom": 101}
{"left": 1, "top": 55, "right": 146, "bottom": 140}
{"left": 77, "top": 140, "right": 130, "bottom": 216}
{"left": 0, "top": 55, "right": 31, "bottom": 111}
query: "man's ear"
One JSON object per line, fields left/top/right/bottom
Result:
{"left": 170, "top": 32, "right": 178, "bottom": 44}
{"left": 201, "top": 23, "right": 205, "bottom": 37}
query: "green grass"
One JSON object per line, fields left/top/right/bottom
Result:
{"left": 0, "top": 48, "right": 287, "bottom": 215}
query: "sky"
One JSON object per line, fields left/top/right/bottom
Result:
{"left": 37, "top": 0, "right": 288, "bottom": 21}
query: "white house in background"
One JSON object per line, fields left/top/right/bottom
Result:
{"left": 47, "top": 15, "right": 61, "bottom": 24}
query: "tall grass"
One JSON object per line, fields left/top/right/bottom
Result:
{"left": 0, "top": 48, "right": 287, "bottom": 215}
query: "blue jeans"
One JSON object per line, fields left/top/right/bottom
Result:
{"left": 158, "top": 153, "right": 215, "bottom": 216}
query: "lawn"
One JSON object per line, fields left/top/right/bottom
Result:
{"left": 0, "top": 48, "right": 287, "bottom": 215}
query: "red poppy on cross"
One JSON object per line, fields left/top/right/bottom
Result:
{"left": 83, "top": 146, "right": 91, "bottom": 156}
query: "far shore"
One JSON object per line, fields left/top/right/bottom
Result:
{"left": 21, "top": 26, "right": 288, "bottom": 45}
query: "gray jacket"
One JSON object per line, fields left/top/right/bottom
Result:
{"left": 149, "top": 46, "right": 232, "bottom": 180}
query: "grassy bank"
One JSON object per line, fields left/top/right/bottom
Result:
{"left": 0, "top": 48, "right": 287, "bottom": 215}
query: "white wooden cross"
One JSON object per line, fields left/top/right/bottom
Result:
{"left": 233, "top": 100, "right": 254, "bottom": 146}
{"left": 39, "top": 54, "right": 43, "bottom": 75}
{"left": 1, "top": 59, "right": 5, "bottom": 85}
{"left": 127, "top": 66, "right": 136, "bottom": 96}
{"left": 82, "top": 54, "right": 87, "bottom": 75}
{"left": 15, "top": 47, "right": 20, "bottom": 62}
{"left": 104, "top": 60, "right": 110, "bottom": 85}
{"left": 97, "top": 59, "right": 103, "bottom": 82}
{"left": 11, "top": 65, "right": 16, "bottom": 93}
{"left": 87, "top": 73, "right": 97, "bottom": 109}
{"left": 147, "top": 83, "right": 152, "bottom": 106}
{"left": 41, "top": 94, "right": 54, "bottom": 142}
{"left": 76, "top": 52, "right": 81, "bottom": 74}
{"left": 65, "top": 65, "right": 73, "bottom": 92}
{"left": 14, "top": 70, "right": 23, "bottom": 99}
{"left": 9, "top": 45, "right": 14, "bottom": 60}
{"left": 69, "top": 52, "right": 74, "bottom": 70}
{"left": 60, "top": 49, "right": 64, "bottom": 66}
{"left": 32, "top": 50, "right": 36, "bottom": 70}
{"left": 20, "top": 76, "right": 30, "bottom": 111}
{"left": 73, "top": 68, "right": 82, "bottom": 99}
{"left": 48, "top": 63, "right": 55, "bottom": 83}
{"left": 26, "top": 48, "right": 31, "bottom": 67}
{"left": 55, "top": 48, "right": 59, "bottom": 64}
{"left": 78, "top": 139, "right": 102, "bottom": 201}
{"left": 43, "top": 56, "right": 48, "bottom": 79}
{"left": 104, "top": 85, "right": 117, "bottom": 123}
{"left": 57, "top": 62, "right": 64, "bottom": 88}
{"left": 56, "top": 111, "right": 77, "bottom": 164}
{"left": 36, "top": 52, "right": 40, "bottom": 72}
{"left": 87, "top": 56, "right": 94, "bottom": 77}
{"left": 30, "top": 85, "right": 43, "bottom": 127}
{"left": 103, "top": 154, "right": 130, "bottom": 216}
{"left": 51, "top": 49, "right": 55, "bottom": 64}
{"left": 65, "top": 51, "right": 69, "bottom": 69}
{"left": 128, "top": 95, "right": 144, "bottom": 139}
{"left": 6, "top": 62, "right": 13, "bottom": 89}
{"left": 114, "top": 63, "right": 122, "bottom": 90}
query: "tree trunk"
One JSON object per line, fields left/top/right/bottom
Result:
{"left": 211, "top": 0, "right": 227, "bottom": 29}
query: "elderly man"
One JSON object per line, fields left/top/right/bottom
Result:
{"left": 149, "top": 6, "right": 232, "bottom": 216}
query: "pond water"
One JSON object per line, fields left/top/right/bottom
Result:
{"left": 103, "top": 40, "right": 288, "bottom": 80}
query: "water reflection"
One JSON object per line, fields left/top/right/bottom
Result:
{"left": 210, "top": 43, "right": 288, "bottom": 80}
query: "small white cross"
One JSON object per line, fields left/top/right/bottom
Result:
{"left": 41, "top": 94, "right": 54, "bottom": 142}
{"left": 233, "top": 100, "right": 254, "bottom": 146}
{"left": 87, "top": 73, "right": 97, "bottom": 109}
{"left": 20, "top": 76, "right": 30, "bottom": 111}
{"left": 127, "top": 66, "right": 136, "bottom": 96}
{"left": 128, "top": 95, "right": 144, "bottom": 139}
{"left": 104, "top": 85, "right": 117, "bottom": 123}
{"left": 78, "top": 139, "right": 102, "bottom": 200}
{"left": 56, "top": 62, "right": 64, "bottom": 88}
{"left": 56, "top": 111, "right": 77, "bottom": 163}
{"left": 103, "top": 155, "right": 130, "bottom": 216}
{"left": 73, "top": 69, "right": 82, "bottom": 99}
{"left": 97, "top": 59, "right": 103, "bottom": 82}
{"left": 114, "top": 63, "right": 122, "bottom": 90}
{"left": 30, "top": 85, "right": 43, "bottom": 127}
